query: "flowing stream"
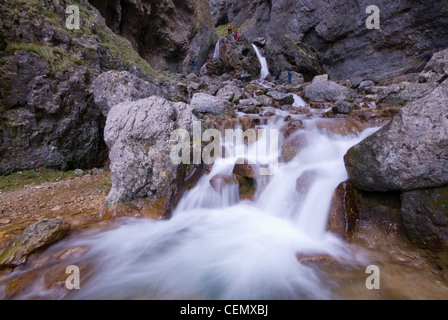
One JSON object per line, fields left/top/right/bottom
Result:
{"left": 32, "top": 112, "right": 379, "bottom": 300}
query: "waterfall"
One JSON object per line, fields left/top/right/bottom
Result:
{"left": 36, "top": 114, "right": 380, "bottom": 300}
{"left": 252, "top": 44, "right": 270, "bottom": 80}
{"left": 213, "top": 38, "right": 222, "bottom": 59}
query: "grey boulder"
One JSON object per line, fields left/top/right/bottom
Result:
{"left": 190, "top": 93, "right": 235, "bottom": 119}
{"left": 305, "top": 74, "right": 351, "bottom": 102}
{"left": 345, "top": 84, "right": 448, "bottom": 192}
{"left": 104, "top": 96, "right": 195, "bottom": 207}
{"left": 92, "top": 71, "right": 167, "bottom": 117}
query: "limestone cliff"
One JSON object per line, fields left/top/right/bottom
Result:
{"left": 89, "top": 0, "right": 218, "bottom": 72}
{"left": 210, "top": 0, "right": 448, "bottom": 81}
{"left": 0, "top": 0, "right": 159, "bottom": 175}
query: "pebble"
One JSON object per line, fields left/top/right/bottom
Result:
{"left": 0, "top": 219, "right": 11, "bottom": 224}
{"left": 51, "top": 206, "right": 62, "bottom": 211}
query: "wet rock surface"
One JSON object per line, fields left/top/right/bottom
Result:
{"left": 401, "top": 186, "right": 448, "bottom": 249}
{"left": 0, "top": 219, "right": 70, "bottom": 268}
{"left": 345, "top": 84, "right": 448, "bottom": 192}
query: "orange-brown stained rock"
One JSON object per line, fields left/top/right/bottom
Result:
{"left": 281, "top": 132, "right": 308, "bottom": 162}
{"left": 238, "top": 115, "right": 259, "bottom": 131}
{"left": 58, "top": 246, "right": 90, "bottom": 261}
{"left": 210, "top": 174, "right": 237, "bottom": 192}
{"left": 297, "top": 254, "right": 339, "bottom": 264}
{"left": 233, "top": 159, "right": 259, "bottom": 180}
{"left": 5, "top": 271, "right": 39, "bottom": 299}
{"left": 280, "top": 120, "right": 304, "bottom": 139}
{"left": 327, "top": 181, "right": 359, "bottom": 240}
{"left": 316, "top": 119, "right": 366, "bottom": 136}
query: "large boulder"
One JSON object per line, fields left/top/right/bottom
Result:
{"left": 104, "top": 96, "right": 194, "bottom": 207}
{"left": 345, "top": 84, "right": 448, "bottom": 192}
{"left": 0, "top": 219, "right": 71, "bottom": 268}
{"left": 190, "top": 93, "right": 235, "bottom": 119}
{"left": 305, "top": 75, "right": 352, "bottom": 102}
{"left": 267, "top": 91, "right": 295, "bottom": 106}
{"left": 401, "top": 186, "right": 448, "bottom": 249}
{"left": 216, "top": 82, "right": 240, "bottom": 102}
{"left": 92, "top": 71, "right": 167, "bottom": 117}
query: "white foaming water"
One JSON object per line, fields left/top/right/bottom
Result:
{"left": 293, "top": 94, "right": 307, "bottom": 108}
{"left": 213, "top": 38, "right": 222, "bottom": 59}
{"left": 19, "top": 117, "right": 378, "bottom": 300}
{"left": 252, "top": 44, "right": 270, "bottom": 80}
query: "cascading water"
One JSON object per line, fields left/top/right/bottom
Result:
{"left": 10, "top": 111, "right": 381, "bottom": 300}
{"left": 213, "top": 38, "right": 222, "bottom": 59}
{"left": 252, "top": 44, "right": 270, "bottom": 80}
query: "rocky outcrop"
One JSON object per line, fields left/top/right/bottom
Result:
{"left": 104, "top": 96, "right": 195, "bottom": 207}
{"left": 201, "top": 36, "right": 262, "bottom": 78}
{"left": 0, "top": 51, "right": 107, "bottom": 175}
{"left": 401, "top": 186, "right": 448, "bottom": 249}
{"left": 93, "top": 71, "right": 168, "bottom": 117}
{"left": 209, "top": 0, "right": 448, "bottom": 81}
{"left": 89, "top": 0, "right": 218, "bottom": 72}
{"left": 344, "top": 84, "right": 448, "bottom": 192}
{"left": 0, "top": 0, "right": 162, "bottom": 175}
{"left": 0, "top": 219, "right": 71, "bottom": 268}
{"left": 342, "top": 49, "right": 448, "bottom": 250}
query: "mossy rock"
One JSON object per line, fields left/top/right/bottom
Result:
{"left": 0, "top": 218, "right": 71, "bottom": 268}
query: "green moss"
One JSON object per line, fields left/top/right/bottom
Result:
{"left": 0, "top": 169, "right": 75, "bottom": 193}
{"left": 216, "top": 24, "right": 241, "bottom": 37}
{"left": 3, "top": 0, "right": 159, "bottom": 79}
{"left": 5, "top": 43, "right": 84, "bottom": 73}
{"left": 97, "top": 174, "right": 112, "bottom": 195}
{"left": 239, "top": 177, "right": 256, "bottom": 195}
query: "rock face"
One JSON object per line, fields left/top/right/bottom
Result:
{"left": 0, "top": 219, "right": 71, "bottom": 268}
{"left": 0, "top": 0, "right": 160, "bottom": 175}
{"left": 89, "top": 0, "right": 217, "bottom": 72}
{"left": 401, "top": 186, "right": 448, "bottom": 249}
{"left": 93, "top": 71, "right": 167, "bottom": 117}
{"left": 209, "top": 0, "right": 448, "bottom": 80}
{"left": 104, "top": 96, "right": 195, "bottom": 206}
{"left": 0, "top": 51, "right": 106, "bottom": 175}
{"left": 344, "top": 84, "right": 448, "bottom": 192}
{"left": 202, "top": 36, "right": 262, "bottom": 78}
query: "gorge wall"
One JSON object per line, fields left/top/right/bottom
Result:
{"left": 210, "top": 0, "right": 448, "bottom": 81}
{"left": 88, "top": 0, "right": 218, "bottom": 72}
